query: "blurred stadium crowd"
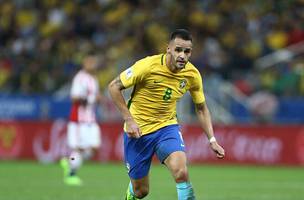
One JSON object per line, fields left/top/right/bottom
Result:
{"left": 0, "top": 0, "right": 303, "bottom": 95}
{"left": 0, "top": 0, "right": 303, "bottom": 123}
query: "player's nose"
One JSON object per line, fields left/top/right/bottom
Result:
{"left": 179, "top": 52, "right": 186, "bottom": 59}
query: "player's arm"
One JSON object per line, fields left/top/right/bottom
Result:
{"left": 108, "top": 76, "right": 129, "bottom": 120}
{"left": 72, "top": 93, "right": 98, "bottom": 105}
{"left": 71, "top": 97, "right": 88, "bottom": 106}
{"left": 190, "top": 69, "right": 225, "bottom": 159}
{"left": 108, "top": 76, "right": 141, "bottom": 138}
{"left": 70, "top": 80, "right": 88, "bottom": 106}
{"left": 195, "top": 102, "right": 225, "bottom": 159}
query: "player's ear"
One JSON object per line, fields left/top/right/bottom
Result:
{"left": 166, "top": 41, "right": 172, "bottom": 53}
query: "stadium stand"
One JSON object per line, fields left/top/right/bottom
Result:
{"left": 0, "top": 0, "right": 303, "bottom": 123}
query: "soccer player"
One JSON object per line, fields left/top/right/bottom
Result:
{"left": 60, "top": 52, "right": 102, "bottom": 186}
{"left": 108, "top": 29, "right": 225, "bottom": 199}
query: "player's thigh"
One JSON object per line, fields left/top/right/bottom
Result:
{"left": 85, "top": 123, "right": 101, "bottom": 148}
{"left": 124, "top": 133, "right": 155, "bottom": 180}
{"left": 155, "top": 125, "right": 185, "bottom": 163}
{"left": 153, "top": 125, "right": 189, "bottom": 181}
{"left": 67, "top": 122, "right": 80, "bottom": 149}
{"left": 78, "top": 123, "right": 100, "bottom": 148}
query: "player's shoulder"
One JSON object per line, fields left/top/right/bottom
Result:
{"left": 185, "top": 62, "right": 201, "bottom": 76}
{"left": 73, "top": 70, "right": 83, "bottom": 79}
{"left": 131, "top": 54, "right": 163, "bottom": 75}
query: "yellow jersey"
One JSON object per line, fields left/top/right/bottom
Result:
{"left": 120, "top": 54, "right": 206, "bottom": 135}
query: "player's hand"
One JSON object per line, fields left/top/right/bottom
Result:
{"left": 125, "top": 117, "right": 142, "bottom": 138}
{"left": 210, "top": 142, "right": 225, "bottom": 159}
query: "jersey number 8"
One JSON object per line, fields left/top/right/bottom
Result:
{"left": 163, "top": 88, "right": 172, "bottom": 101}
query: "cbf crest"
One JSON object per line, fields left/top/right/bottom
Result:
{"left": 179, "top": 79, "right": 187, "bottom": 89}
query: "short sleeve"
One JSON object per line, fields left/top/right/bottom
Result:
{"left": 189, "top": 71, "right": 206, "bottom": 104}
{"left": 120, "top": 57, "right": 151, "bottom": 88}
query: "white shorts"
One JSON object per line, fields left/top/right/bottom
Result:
{"left": 67, "top": 122, "right": 101, "bottom": 149}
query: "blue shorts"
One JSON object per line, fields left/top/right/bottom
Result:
{"left": 124, "top": 124, "right": 185, "bottom": 179}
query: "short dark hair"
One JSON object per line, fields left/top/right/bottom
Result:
{"left": 170, "top": 29, "right": 192, "bottom": 41}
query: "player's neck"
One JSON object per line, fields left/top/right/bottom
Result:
{"left": 83, "top": 68, "right": 95, "bottom": 75}
{"left": 165, "top": 53, "right": 182, "bottom": 73}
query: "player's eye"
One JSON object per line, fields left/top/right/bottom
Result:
{"left": 184, "top": 49, "right": 191, "bottom": 54}
{"left": 175, "top": 47, "right": 183, "bottom": 53}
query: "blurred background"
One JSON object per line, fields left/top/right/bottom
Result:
{"left": 0, "top": 0, "right": 303, "bottom": 124}
{"left": 0, "top": 0, "right": 304, "bottom": 199}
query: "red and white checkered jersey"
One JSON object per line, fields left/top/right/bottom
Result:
{"left": 69, "top": 70, "right": 99, "bottom": 123}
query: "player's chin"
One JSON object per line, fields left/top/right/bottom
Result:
{"left": 176, "top": 63, "right": 185, "bottom": 69}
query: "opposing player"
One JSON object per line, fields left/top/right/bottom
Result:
{"left": 60, "top": 52, "right": 102, "bottom": 186}
{"left": 108, "top": 29, "right": 225, "bottom": 199}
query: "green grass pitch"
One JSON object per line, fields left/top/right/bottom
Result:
{"left": 0, "top": 161, "right": 303, "bottom": 200}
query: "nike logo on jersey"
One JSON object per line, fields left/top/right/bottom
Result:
{"left": 181, "top": 143, "right": 185, "bottom": 147}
